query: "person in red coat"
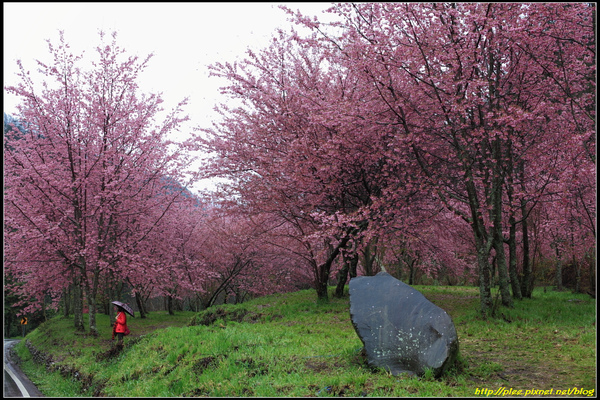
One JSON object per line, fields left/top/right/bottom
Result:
{"left": 112, "top": 305, "right": 129, "bottom": 343}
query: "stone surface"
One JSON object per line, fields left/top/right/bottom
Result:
{"left": 349, "top": 272, "right": 459, "bottom": 377}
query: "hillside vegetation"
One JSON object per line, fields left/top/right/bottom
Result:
{"left": 13, "top": 286, "right": 596, "bottom": 397}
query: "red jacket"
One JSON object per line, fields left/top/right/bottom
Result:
{"left": 113, "top": 311, "right": 128, "bottom": 334}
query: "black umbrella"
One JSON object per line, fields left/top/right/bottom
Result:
{"left": 111, "top": 300, "right": 135, "bottom": 317}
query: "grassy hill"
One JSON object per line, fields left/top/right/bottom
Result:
{"left": 12, "top": 285, "right": 596, "bottom": 397}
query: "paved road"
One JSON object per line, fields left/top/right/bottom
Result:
{"left": 4, "top": 339, "right": 44, "bottom": 398}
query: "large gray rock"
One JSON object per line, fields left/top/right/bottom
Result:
{"left": 349, "top": 272, "right": 459, "bottom": 377}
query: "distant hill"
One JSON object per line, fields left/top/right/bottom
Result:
{"left": 4, "top": 112, "right": 26, "bottom": 136}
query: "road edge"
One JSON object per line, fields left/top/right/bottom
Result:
{"left": 4, "top": 340, "right": 44, "bottom": 397}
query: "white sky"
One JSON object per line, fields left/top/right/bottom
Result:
{"left": 3, "top": 2, "right": 335, "bottom": 191}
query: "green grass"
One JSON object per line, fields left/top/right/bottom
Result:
{"left": 12, "top": 286, "right": 596, "bottom": 397}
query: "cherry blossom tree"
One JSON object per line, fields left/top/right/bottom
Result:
{"left": 198, "top": 29, "right": 391, "bottom": 301}
{"left": 4, "top": 31, "right": 197, "bottom": 334}
{"left": 198, "top": 3, "right": 595, "bottom": 313}
{"left": 182, "top": 204, "right": 310, "bottom": 309}
{"left": 283, "top": 3, "right": 595, "bottom": 315}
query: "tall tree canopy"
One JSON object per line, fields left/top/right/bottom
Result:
{"left": 4, "top": 31, "right": 197, "bottom": 334}
{"left": 201, "top": 3, "right": 595, "bottom": 312}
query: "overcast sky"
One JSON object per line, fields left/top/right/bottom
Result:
{"left": 3, "top": 2, "right": 335, "bottom": 191}
{"left": 3, "top": 2, "right": 334, "bottom": 126}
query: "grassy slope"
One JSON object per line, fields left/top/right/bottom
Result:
{"left": 13, "top": 285, "right": 596, "bottom": 397}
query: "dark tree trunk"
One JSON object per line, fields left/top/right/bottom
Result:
{"left": 505, "top": 139, "right": 522, "bottom": 300}
{"left": 490, "top": 139, "right": 513, "bottom": 308}
{"left": 493, "top": 235, "right": 513, "bottom": 307}
{"left": 167, "top": 295, "right": 175, "bottom": 315}
{"left": 555, "top": 258, "right": 563, "bottom": 291}
{"left": 575, "top": 257, "right": 581, "bottom": 293}
{"left": 408, "top": 259, "right": 416, "bottom": 285}
{"left": 477, "top": 245, "right": 493, "bottom": 317}
{"left": 63, "top": 286, "right": 71, "bottom": 317}
{"left": 135, "top": 295, "right": 147, "bottom": 319}
{"left": 335, "top": 252, "right": 358, "bottom": 297}
{"left": 316, "top": 263, "right": 331, "bottom": 302}
{"left": 467, "top": 182, "right": 493, "bottom": 317}
{"left": 73, "top": 271, "right": 85, "bottom": 332}
{"left": 520, "top": 208, "right": 533, "bottom": 298}
{"left": 315, "top": 231, "right": 355, "bottom": 303}
{"left": 507, "top": 221, "right": 522, "bottom": 299}
{"left": 362, "top": 238, "right": 379, "bottom": 276}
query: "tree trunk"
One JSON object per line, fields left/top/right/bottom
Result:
{"left": 362, "top": 238, "right": 379, "bottom": 276}
{"left": 408, "top": 259, "right": 416, "bottom": 285}
{"left": 317, "top": 264, "right": 329, "bottom": 303}
{"left": 109, "top": 278, "right": 126, "bottom": 324}
{"left": 470, "top": 198, "right": 494, "bottom": 316}
{"left": 316, "top": 260, "right": 331, "bottom": 302}
{"left": 72, "top": 273, "right": 85, "bottom": 332}
{"left": 575, "top": 257, "right": 581, "bottom": 294}
{"left": 135, "top": 295, "right": 147, "bottom": 318}
{"left": 335, "top": 255, "right": 349, "bottom": 298}
{"left": 87, "top": 294, "right": 98, "bottom": 336}
{"left": 492, "top": 236, "right": 513, "bottom": 307}
{"left": 335, "top": 252, "right": 359, "bottom": 297}
{"left": 140, "top": 293, "right": 149, "bottom": 316}
{"left": 468, "top": 181, "right": 494, "bottom": 316}
{"left": 505, "top": 145, "right": 522, "bottom": 300}
{"left": 314, "top": 230, "right": 355, "bottom": 303}
{"left": 334, "top": 263, "right": 349, "bottom": 298}
{"left": 107, "top": 275, "right": 115, "bottom": 325}
{"left": 555, "top": 258, "right": 563, "bottom": 291}
{"left": 63, "top": 286, "right": 71, "bottom": 317}
{"left": 84, "top": 269, "right": 100, "bottom": 336}
{"left": 127, "top": 278, "right": 148, "bottom": 317}
{"left": 41, "top": 292, "right": 47, "bottom": 322}
{"left": 507, "top": 220, "right": 522, "bottom": 299}
{"left": 520, "top": 204, "right": 533, "bottom": 298}
{"left": 477, "top": 247, "right": 493, "bottom": 318}
{"left": 349, "top": 253, "right": 358, "bottom": 280}
{"left": 490, "top": 139, "right": 513, "bottom": 308}
{"left": 476, "top": 245, "right": 493, "bottom": 317}
{"left": 167, "top": 295, "right": 174, "bottom": 315}
{"left": 517, "top": 158, "right": 534, "bottom": 298}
